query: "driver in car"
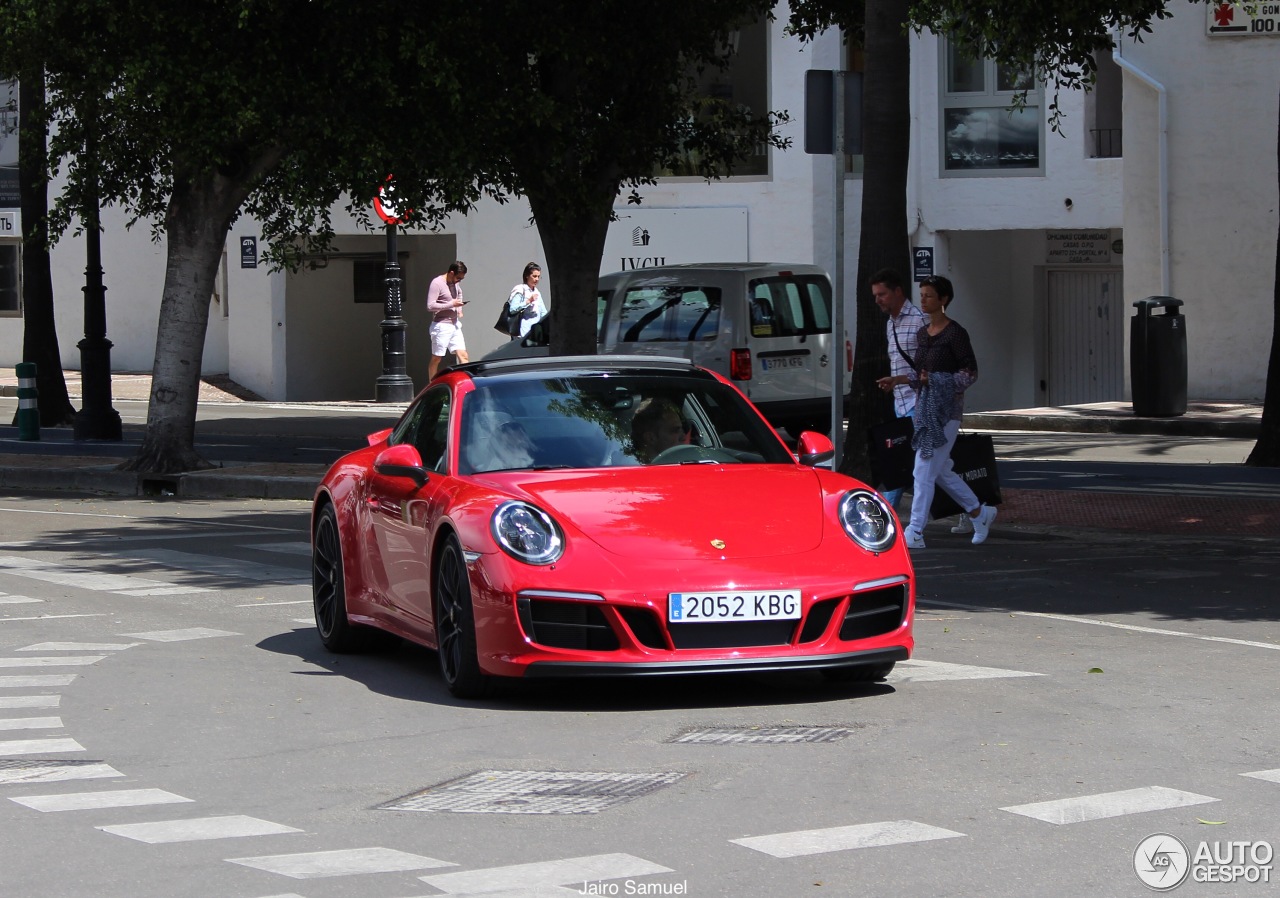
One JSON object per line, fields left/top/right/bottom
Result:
{"left": 631, "top": 397, "right": 689, "bottom": 463}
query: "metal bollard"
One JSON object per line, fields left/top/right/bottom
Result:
{"left": 16, "top": 362, "right": 39, "bottom": 440}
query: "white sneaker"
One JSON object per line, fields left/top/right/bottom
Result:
{"left": 950, "top": 514, "right": 973, "bottom": 534}
{"left": 903, "top": 528, "right": 926, "bottom": 550}
{"left": 970, "top": 505, "right": 997, "bottom": 545}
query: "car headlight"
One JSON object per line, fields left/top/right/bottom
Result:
{"left": 838, "top": 490, "right": 897, "bottom": 552}
{"left": 491, "top": 501, "right": 564, "bottom": 565}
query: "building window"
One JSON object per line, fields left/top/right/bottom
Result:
{"left": 656, "top": 17, "right": 769, "bottom": 178}
{"left": 0, "top": 241, "right": 20, "bottom": 315}
{"left": 1085, "top": 48, "right": 1123, "bottom": 159}
{"left": 940, "top": 42, "right": 1044, "bottom": 176}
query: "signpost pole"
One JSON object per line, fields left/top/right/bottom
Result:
{"left": 830, "top": 72, "right": 846, "bottom": 468}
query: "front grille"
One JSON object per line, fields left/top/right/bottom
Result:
{"left": 838, "top": 583, "right": 908, "bottom": 641}
{"left": 617, "top": 607, "right": 667, "bottom": 650}
{"left": 518, "top": 598, "right": 619, "bottom": 651}
{"left": 669, "top": 619, "right": 795, "bottom": 649}
{"left": 797, "top": 597, "right": 840, "bottom": 643}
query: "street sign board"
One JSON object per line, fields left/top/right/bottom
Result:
{"left": 1208, "top": 2, "right": 1280, "bottom": 35}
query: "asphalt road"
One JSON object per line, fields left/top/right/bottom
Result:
{"left": 0, "top": 495, "right": 1276, "bottom": 897}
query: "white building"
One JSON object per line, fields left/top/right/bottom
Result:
{"left": 1, "top": 3, "right": 1275, "bottom": 409}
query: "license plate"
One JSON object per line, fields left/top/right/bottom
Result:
{"left": 668, "top": 590, "right": 801, "bottom": 623}
{"left": 761, "top": 356, "right": 804, "bottom": 370}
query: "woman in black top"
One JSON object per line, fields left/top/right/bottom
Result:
{"left": 877, "top": 275, "right": 996, "bottom": 549}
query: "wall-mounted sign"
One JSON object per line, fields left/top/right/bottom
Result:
{"left": 1046, "top": 231, "right": 1112, "bottom": 264}
{"left": 913, "top": 246, "right": 934, "bottom": 281}
{"left": 0, "top": 212, "right": 14, "bottom": 235}
{"left": 240, "top": 236, "right": 258, "bottom": 269}
{"left": 1208, "top": 2, "right": 1280, "bottom": 36}
{"left": 603, "top": 206, "right": 748, "bottom": 273}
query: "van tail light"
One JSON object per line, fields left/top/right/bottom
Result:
{"left": 730, "top": 348, "right": 752, "bottom": 381}
{"left": 845, "top": 339, "right": 853, "bottom": 369}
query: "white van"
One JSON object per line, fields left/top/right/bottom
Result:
{"left": 485, "top": 262, "right": 851, "bottom": 435}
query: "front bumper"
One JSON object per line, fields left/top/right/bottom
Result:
{"left": 522, "top": 646, "right": 908, "bottom": 679}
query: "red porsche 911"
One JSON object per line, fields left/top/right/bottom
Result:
{"left": 311, "top": 356, "right": 914, "bottom": 698}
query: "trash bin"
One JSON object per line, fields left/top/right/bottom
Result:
{"left": 1130, "top": 296, "right": 1187, "bottom": 417}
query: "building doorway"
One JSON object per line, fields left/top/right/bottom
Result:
{"left": 1046, "top": 268, "right": 1123, "bottom": 406}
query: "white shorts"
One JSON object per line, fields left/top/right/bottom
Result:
{"left": 431, "top": 321, "right": 466, "bottom": 357}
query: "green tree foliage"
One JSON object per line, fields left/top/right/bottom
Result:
{"left": 438, "top": 0, "right": 790, "bottom": 355}
{"left": 0, "top": 0, "right": 489, "bottom": 472}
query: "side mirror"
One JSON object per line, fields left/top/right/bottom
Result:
{"left": 796, "top": 431, "right": 836, "bottom": 468}
{"left": 374, "top": 443, "right": 429, "bottom": 488}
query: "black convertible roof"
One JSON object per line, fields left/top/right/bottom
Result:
{"left": 457, "top": 354, "right": 713, "bottom": 380}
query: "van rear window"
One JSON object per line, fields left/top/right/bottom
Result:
{"left": 749, "top": 276, "right": 832, "bottom": 338}
{"left": 617, "top": 286, "right": 721, "bottom": 343}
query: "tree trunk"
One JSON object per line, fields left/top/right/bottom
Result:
{"left": 1246, "top": 90, "right": 1280, "bottom": 467}
{"left": 839, "top": 0, "right": 912, "bottom": 482}
{"left": 526, "top": 175, "right": 618, "bottom": 357}
{"left": 119, "top": 162, "right": 269, "bottom": 474}
{"left": 14, "top": 70, "right": 76, "bottom": 428}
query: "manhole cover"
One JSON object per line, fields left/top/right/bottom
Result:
{"left": 666, "top": 724, "right": 863, "bottom": 744}
{"left": 380, "top": 769, "right": 686, "bottom": 815}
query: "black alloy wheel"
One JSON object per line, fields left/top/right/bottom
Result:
{"left": 434, "top": 534, "right": 488, "bottom": 698}
{"left": 312, "top": 504, "right": 377, "bottom": 653}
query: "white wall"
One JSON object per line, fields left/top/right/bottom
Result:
{"left": 1122, "top": 8, "right": 1277, "bottom": 399}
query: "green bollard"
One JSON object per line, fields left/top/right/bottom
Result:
{"left": 16, "top": 362, "right": 39, "bottom": 441}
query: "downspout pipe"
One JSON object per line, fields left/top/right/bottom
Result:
{"left": 1111, "top": 33, "right": 1170, "bottom": 294}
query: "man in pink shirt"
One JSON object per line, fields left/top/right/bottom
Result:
{"left": 427, "top": 260, "right": 468, "bottom": 380}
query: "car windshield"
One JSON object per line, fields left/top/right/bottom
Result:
{"left": 458, "top": 372, "right": 794, "bottom": 473}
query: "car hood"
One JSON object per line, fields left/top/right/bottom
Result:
{"left": 518, "top": 466, "right": 827, "bottom": 559}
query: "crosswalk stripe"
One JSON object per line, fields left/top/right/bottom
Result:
{"left": 0, "top": 596, "right": 42, "bottom": 604}
{"left": 18, "top": 643, "right": 139, "bottom": 651}
{"left": 0, "top": 675, "right": 77, "bottom": 688}
{"left": 0, "top": 761, "right": 123, "bottom": 784}
{"left": 0, "top": 737, "right": 84, "bottom": 756}
{"left": 0, "top": 696, "right": 60, "bottom": 709}
{"left": 227, "top": 847, "right": 455, "bottom": 879}
{"left": 10, "top": 788, "right": 192, "bottom": 812}
{"left": 1241, "top": 769, "right": 1280, "bottom": 784}
{"left": 0, "top": 555, "right": 206, "bottom": 596}
{"left": 128, "top": 548, "right": 308, "bottom": 585}
{"left": 120, "top": 628, "right": 239, "bottom": 642}
{"left": 889, "top": 659, "right": 1043, "bottom": 683}
{"left": 1001, "top": 786, "right": 1219, "bottom": 824}
{"left": 731, "top": 820, "right": 965, "bottom": 858}
{"left": 0, "top": 717, "right": 61, "bottom": 731}
{"left": 0, "top": 656, "right": 107, "bottom": 668}
{"left": 421, "top": 853, "right": 673, "bottom": 894}
{"left": 98, "top": 815, "right": 303, "bottom": 844}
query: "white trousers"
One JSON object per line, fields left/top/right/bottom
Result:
{"left": 908, "top": 419, "right": 980, "bottom": 533}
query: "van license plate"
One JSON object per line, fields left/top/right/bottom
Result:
{"left": 762, "top": 356, "right": 804, "bottom": 370}
{"left": 669, "top": 590, "right": 801, "bottom": 622}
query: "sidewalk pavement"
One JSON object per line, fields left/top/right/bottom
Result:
{"left": 1, "top": 371, "right": 1276, "bottom": 539}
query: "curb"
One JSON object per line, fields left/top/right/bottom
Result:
{"left": 0, "top": 464, "right": 319, "bottom": 501}
{"left": 962, "top": 411, "right": 1259, "bottom": 439}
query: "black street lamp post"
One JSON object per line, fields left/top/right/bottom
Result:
{"left": 374, "top": 222, "right": 414, "bottom": 403}
{"left": 73, "top": 133, "right": 122, "bottom": 441}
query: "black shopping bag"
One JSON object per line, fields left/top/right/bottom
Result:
{"left": 930, "top": 432, "right": 1002, "bottom": 518}
{"left": 867, "top": 417, "right": 915, "bottom": 492}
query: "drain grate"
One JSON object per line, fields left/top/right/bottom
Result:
{"left": 666, "top": 724, "right": 864, "bottom": 745}
{"left": 380, "top": 769, "right": 686, "bottom": 815}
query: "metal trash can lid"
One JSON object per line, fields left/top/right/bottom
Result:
{"left": 1133, "top": 296, "right": 1183, "bottom": 311}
